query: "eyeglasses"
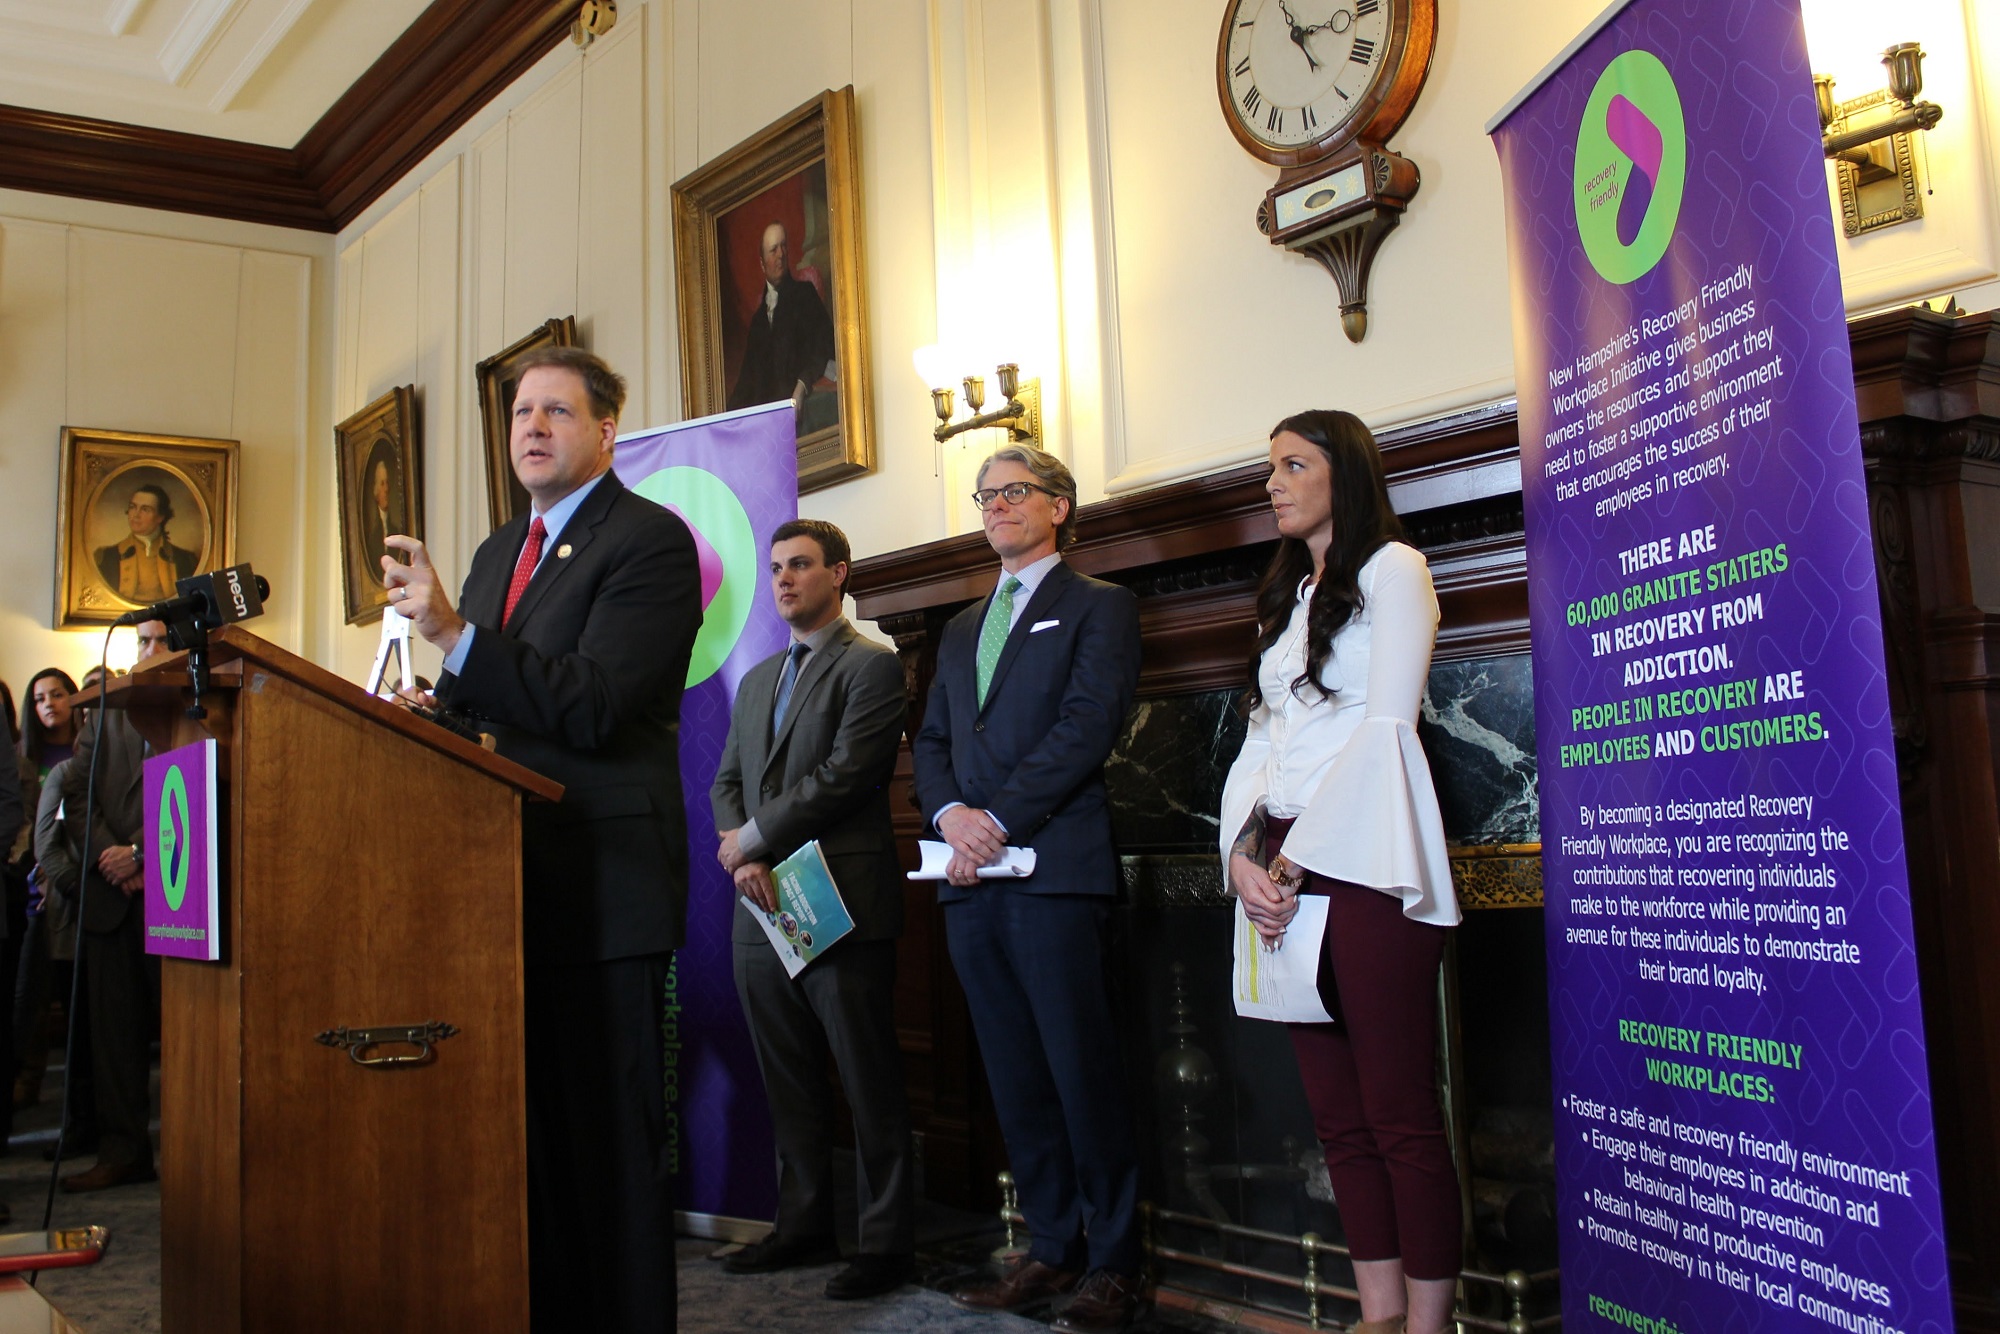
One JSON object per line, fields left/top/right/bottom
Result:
{"left": 971, "top": 481, "right": 1060, "bottom": 510}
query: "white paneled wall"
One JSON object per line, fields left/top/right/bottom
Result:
{"left": 0, "top": 192, "right": 324, "bottom": 697}
{"left": 0, "top": 0, "right": 1985, "bottom": 704}
{"left": 332, "top": 17, "right": 660, "bottom": 686}
{"left": 322, "top": 0, "right": 1998, "bottom": 676}
{"left": 335, "top": 0, "right": 946, "bottom": 668}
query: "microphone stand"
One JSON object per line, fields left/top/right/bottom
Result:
{"left": 166, "top": 616, "right": 213, "bottom": 720}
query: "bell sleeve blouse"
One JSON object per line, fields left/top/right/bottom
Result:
{"left": 1217, "top": 541, "right": 1460, "bottom": 926}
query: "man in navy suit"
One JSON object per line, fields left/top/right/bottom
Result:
{"left": 385, "top": 346, "right": 700, "bottom": 1332}
{"left": 912, "top": 445, "right": 1145, "bottom": 1334}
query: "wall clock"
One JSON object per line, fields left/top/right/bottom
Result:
{"left": 1217, "top": 0, "right": 1436, "bottom": 341}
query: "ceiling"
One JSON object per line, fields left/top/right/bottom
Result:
{"left": 0, "top": 0, "right": 431, "bottom": 147}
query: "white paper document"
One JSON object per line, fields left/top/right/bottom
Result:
{"left": 1232, "top": 895, "right": 1334, "bottom": 1023}
{"left": 906, "top": 839, "right": 1038, "bottom": 880}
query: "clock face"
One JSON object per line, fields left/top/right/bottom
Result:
{"left": 1221, "top": 0, "right": 1394, "bottom": 154}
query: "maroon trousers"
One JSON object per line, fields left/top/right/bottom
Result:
{"left": 1268, "top": 818, "right": 1460, "bottom": 1280}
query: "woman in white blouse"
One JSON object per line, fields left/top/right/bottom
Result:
{"left": 1219, "top": 411, "right": 1461, "bottom": 1334}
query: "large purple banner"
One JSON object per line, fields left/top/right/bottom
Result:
{"left": 1489, "top": 2, "right": 1952, "bottom": 1330}
{"left": 616, "top": 401, "right": 797, "bottom": 1225}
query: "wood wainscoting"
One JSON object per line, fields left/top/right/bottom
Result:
{"left": 851, "top": 305, "right": 2000, "bottom": 1331}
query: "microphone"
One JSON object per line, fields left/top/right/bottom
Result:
{"left": 112, "top": 564, "right": 270, "bottom": 629}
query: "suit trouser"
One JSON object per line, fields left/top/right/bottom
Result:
{"left": 525, "top": 953, "right": 676, "bottom": 1333}
{"left": 82, "top": 906, "right": 156, "bottom": 1171}
{"left": 945, "top": 890, "right": 1141, "bottom": 1274}
{"left": 734, "top": 936, "right": 916, "bottom": 1255}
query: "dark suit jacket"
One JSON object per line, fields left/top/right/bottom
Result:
{"left": 58, "top": 705, "right": 147, "bottom": 934}
{"left": 727, "top": 274, "right": 835, "bottom": 411}
{"left": 711, "top": 621, "right": 907, "bottom": 946}
{"left": 439, "top": 470, "right": 701, "bottom": 964}
{"left": 911, "top": 561, "right": 1140, "bottom": 904}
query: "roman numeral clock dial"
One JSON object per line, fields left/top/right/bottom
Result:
{"left": 1216, "top": 0, "right": 1436, "bottom": 341}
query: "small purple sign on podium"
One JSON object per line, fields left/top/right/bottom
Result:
{"left": 143, "top": 738, "right": 220, "bottom": 961}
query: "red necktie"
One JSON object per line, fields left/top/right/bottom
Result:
{"left": 502, "top": 517, "right": 547, "bottom": 627}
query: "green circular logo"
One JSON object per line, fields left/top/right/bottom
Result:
{"left": 157, "top": 765, "right": 189, "bottom": 912}
{"left": 1574, "top": 50, "right": 1686, "bottom": 284}
{"left": 629, "top": 466, "right": 758, "bottom": 688}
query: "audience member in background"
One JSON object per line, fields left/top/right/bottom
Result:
{"left": 32, "top": 757, "right": 94, "bottom": 1163}
{"left": 15, "top": 669, "right": 81, "bottom": 1110}
{"left": 57, "top": 625, "right": 169, "bottom": 1191}
{"left": 0, "top": 700, "right": 19, "bottom": 1220}
{"left": 0, "top": 681, "right": 33, "bottom": 1149}
{"left": 20, "top": 671, "right": 80, "bottom": 779}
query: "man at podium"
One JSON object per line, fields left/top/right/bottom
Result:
{"left": 383, "top": 347, "right": 702, "bottom": 1332}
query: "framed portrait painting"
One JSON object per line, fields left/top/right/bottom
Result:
{"left": 54, "top": 428, "right": 238, "bottom": 629}
{"left": 334, "top": 386, "right": 423, "bottom": 626}
{"left": 476, "top": 315, "right": 577, "bottom": 532}
{"left": 673, "top": 86, "right": 873, "bottom": 492}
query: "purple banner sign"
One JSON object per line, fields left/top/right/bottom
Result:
{"left": 143, "top": 738, "right": 220, "bottom": 962}
{"left": 1489, "top": 2, "right": 1952, "bottom": 1330}
{"left": 615, "top": 401, "right": 797, "bottom": 1225}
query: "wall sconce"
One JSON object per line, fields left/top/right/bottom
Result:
{"left": 915, "top": 351, "right": 1043, "bottom": 449}
{"left": 1815, "top": 43, "right": 1942, "bottom": 237}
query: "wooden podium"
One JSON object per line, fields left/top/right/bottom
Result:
{"left": 104, "top": 626, "right": 562, "bottom": 1333}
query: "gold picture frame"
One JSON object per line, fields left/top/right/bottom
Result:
{"left": 55, "top": 428, "right": 239, "bottom": 629}
{"left": 672, "top": 86, "right": 873, "bottom": 492}
{"left": 334, "top": 386, "right": 423, "bottom": 626}
{"left": 476, "top": 316, "right": 577, "bottom": 532}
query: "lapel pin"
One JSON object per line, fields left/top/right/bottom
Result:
{"left": 556, "top": 544, "right": 573, "bottom": 559}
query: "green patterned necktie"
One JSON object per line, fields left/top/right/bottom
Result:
{"left": 976, "top": 575, "right": 1023, "bottom": 707}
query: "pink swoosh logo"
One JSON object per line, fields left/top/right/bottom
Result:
{"left": 1605, "top": 94, "right": 1664, "bottom": 246}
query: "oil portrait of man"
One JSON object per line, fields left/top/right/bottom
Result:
{"left": 92, "top": 480, "right": 201, "bottom": 605}
{"left": 717, "top": 161, "right": 842, "bottom": 442}
{"left": 359, "top": 442, "right": 407, "bottom": 587}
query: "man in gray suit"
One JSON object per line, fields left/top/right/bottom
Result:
{"left": 711, "top": 518, "right": 916, "bottom": 1301}
{"left": 58, "top": 618, "right": 171, "bottom": 1192}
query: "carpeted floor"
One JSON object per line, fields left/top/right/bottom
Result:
{"left": 0, "top": 1057, "right": 161, "bottom": 1332}
{"left": 680, "top": 1240, "right": 1048, "bottom": 1333}
{"left": 0, "top": 1057, "right": 1218, "bottom": 1333}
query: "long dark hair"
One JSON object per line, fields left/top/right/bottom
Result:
{"left": 19, "top": 668, "right": 80, "bottom": 767}
{"left": 1244, "top": 410, "right": 1405, "bottom": 710}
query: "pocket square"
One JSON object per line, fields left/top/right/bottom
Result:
{"left": 1030, "top": 619, "right": 1060, "bottom": 633}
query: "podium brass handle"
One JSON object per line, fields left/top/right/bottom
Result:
{"left": 315, "top": 1021, "right": 459, "bottom": 1068}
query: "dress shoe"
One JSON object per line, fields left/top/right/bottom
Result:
{"left": 1050, "top": 1268, "right": 1146, "bottom": 1334}
{"left": 722, "top": 1232, "right": 840, "bottom": 1275}
{"left": 60, "top": 1160, "right": 157, "bottom": 1193}
{"left": 1352, "top": 1318, "right": 1407, "bottom": 1334}
{"left": 951, "top": 1255, "right": 1081, "bottom": 1312}
{"left": 824, "top": 1252, "right": 914, "bottom": 1300}
{"left": 42, "top": 1132, "right": 98, "bottom": 1162}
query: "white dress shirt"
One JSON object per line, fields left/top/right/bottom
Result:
{"left": 1217, "top": 541, "right": 1459, "bottom": 925}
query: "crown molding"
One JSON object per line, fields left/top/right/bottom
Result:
{"left": 0, "top": 0, "right": 579, "bottom": 234}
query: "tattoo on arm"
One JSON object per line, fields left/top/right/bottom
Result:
{"left": 1231, "top": 811, "right": 1265, "bottom": 864}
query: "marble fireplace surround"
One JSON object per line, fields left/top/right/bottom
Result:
{"left": 848, "top": 305, "right": 2000, "bottom": 1330}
